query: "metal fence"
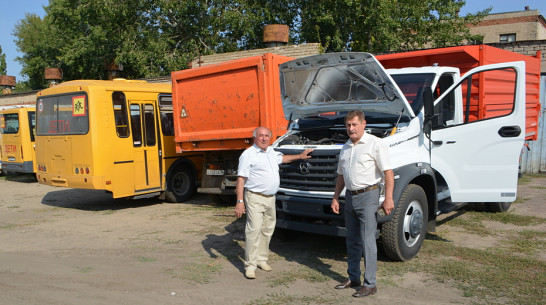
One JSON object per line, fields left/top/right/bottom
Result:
{"left": 520, "top": 75, "right": 546, "bottom": 174}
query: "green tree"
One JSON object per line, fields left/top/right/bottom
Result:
{"left": 297, "top": 0, "right": 489, "bottom": 52}
{"left": 13, "top": 0, "right": 489, "bottom": 88}
{"left": 0, "top": 45, "right": 6, "bottom": 75}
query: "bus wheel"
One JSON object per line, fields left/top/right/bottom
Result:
{"left": 165, "top": 164, "right": 195, "bottom": 203}
{"left": 486, "top": 202, "right": 511, "bottom": 213}
{"left": 381, "top": 184, "right": 428, "bottom": 262}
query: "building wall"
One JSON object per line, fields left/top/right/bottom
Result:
{"left": 0, "top": 91, "right": 37, "bottom": 107}
{"left": 190, "top": 43, "right": 322, "bottom": 68}
{"left": 488, "top": 40, "right": 546, "bottom": 74}
{"left": 469, "top": 10, "right": 546, "bottom": 43}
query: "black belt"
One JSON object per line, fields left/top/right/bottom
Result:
{"left": 247, "top": 189, "right": 275, "bottom": 198}
{"left": 349, "top": 184, "right": 379, "bottom": 195}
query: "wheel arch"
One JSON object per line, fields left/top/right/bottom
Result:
{"left": 166, "top": 157, "right": 198, "bottom": 182}
{"left": 391, "top": 163, "right": 438, "bottom": 232}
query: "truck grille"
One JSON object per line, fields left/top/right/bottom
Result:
{"left": 276, "top": 149, "right": 340, "bottom": 192}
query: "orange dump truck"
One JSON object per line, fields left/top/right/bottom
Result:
{"left": 171, "top": 53, "right": 293, "bottom": 199}
{"left": 376, "top": 45, "right": 542, "bottom": 141}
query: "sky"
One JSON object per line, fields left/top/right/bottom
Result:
{"left": 1, "top": 0, "right": 545, "bottom": 82}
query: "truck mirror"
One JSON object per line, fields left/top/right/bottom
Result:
{"left": 422, "top": 87, "right": 434, "bottom": 119}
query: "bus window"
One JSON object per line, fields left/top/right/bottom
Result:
{"left": 130, "top": 104, "right": 142, "bottom": 147}
{"left": 112, "top": 92, "right": 129, "bottom": 137}
{"left": 144, "top": 104, "right": 156, "bottom": 146}
{"left": 37, "top": 93, "right": 89, "bottom": 135}
{"left": 159, "top": 94, "right": 174, "bottom": 136}
{"left": 28, "top": 111, "right": 36, "bottom": 142}
{"left": 1, "top": 113, "right": 19, "bottom": 134}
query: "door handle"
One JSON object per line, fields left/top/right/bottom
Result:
{"left": 498, "top": 126, "right": 521, "bottom": 138}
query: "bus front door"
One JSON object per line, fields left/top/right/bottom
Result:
{"left": 130, "top": 103, "right": 161, "bottom": 192}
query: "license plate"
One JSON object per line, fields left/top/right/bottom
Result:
{"left": 206, "top": 169, "right": 225, "bottom": 176}
{"left": 8, "top": 157, "right": 15, "bottom": 161}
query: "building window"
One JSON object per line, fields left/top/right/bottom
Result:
{"left": 499, "top": 33, "right": 516, "bottom": 43}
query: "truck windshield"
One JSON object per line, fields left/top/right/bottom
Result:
{"left": 37, "top": 93, "right": 89, "bottom": 135}
{"left": 389, "top": 73, "right": 434, "bottom": 114}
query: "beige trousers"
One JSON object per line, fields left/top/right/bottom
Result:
{"left": 243, "top": 190, "right": 276, "bottom": 271}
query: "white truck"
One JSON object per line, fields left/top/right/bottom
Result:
{"left": 272, "top": 48, "right": 539, "bottom": 261}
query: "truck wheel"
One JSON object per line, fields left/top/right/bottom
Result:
{"left": 486, "top": 202, "right": 511, "bottom": 213}
{"left": 381, "top": 184, "right": 428, "bottom": 261}
{"left": 165, "top": 164, "right": 195, "bottom": 203}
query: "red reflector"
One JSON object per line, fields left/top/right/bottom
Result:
{"left": 207, "top": 164, "right": 221, "bottom": 170}
{"left": 106, "top": 181, "right": 112, "bottom": 185}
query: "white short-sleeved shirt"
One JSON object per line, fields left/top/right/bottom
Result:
{"left": 238, "top": 144, "right": 284, "bottom": 196}
{"left": 337, "top": 132, "right": 392, "bottom": 191}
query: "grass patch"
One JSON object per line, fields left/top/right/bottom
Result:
{"left": 502, "top": 230, "right": 546, "bottom": 256}
{"left": 445, "top": 211, "right": 544, "bottom": 236}
{"left": 445, "top": 215, "right": 491, "bottom": 236}
{"left": 419, "top": 238, "right": 546, "bottom": 305}
{"left": 175, "top": 256, "right": 223, "bottom": 284}
{"left": 135, "top": 256, "right": 157, "bottom": 262}
{"left": 245, "top": 291, "right": 347, "bottom": 305}
{"left": 269, "top": 265, "right": 330, "bottom": 287}
{"left": 470, "top": 211, "right": 545, "bottom": 226}
{"left": 74, "top": 266, "right": 93, "bottom": 273}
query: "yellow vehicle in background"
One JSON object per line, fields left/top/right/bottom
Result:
{"left": 35, "top": 79, "right": 202, "bottom": 202}
{"left": 0, "top": 105, "right": 37, "bottom": 174}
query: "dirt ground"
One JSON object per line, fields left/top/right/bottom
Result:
{"left": 0, "top": 174, "right": 544, "bottom": 305}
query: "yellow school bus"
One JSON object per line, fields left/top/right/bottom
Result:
{"left": 0, "top": 105, "right": 37, "bottom": 174}
{"left": 35, "top": 79, "right": 202, "bottom": 202}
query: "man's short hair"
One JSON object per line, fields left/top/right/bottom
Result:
{"left": 253, "top": 126, "right": 272, "bottom": 138}
{"left": 345, "top": 110, "right": 365, "bottom": 123}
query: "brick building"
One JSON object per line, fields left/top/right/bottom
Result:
{"left": 468, "top": 8, "right": 546, "bottom": 73}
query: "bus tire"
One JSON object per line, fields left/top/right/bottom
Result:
{"left": 165, "top": 163, "right": 195, "bottom": 203}
{"left": 486, "top": 202, "right": 511, "bottom": 213}
{"left": 381, "top": 184, "right": 428, "bottom": 262}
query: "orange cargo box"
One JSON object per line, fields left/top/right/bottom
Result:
{"left": 171, "top": 53, "right": 293, "bottom": 153}
{"left": 376, "top": 45, "right": 542, "bottom": 141}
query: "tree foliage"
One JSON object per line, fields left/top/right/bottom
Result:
{"left": 0, "top": 45, "right": 6, "bottom": 75}
{"left": 13, "top": 0, "right": 489, "bottom": 89}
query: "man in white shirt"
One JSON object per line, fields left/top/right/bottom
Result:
{"left": 331, "top": 110, "right": 394, "bottom": 297}
{"left": 235, "top": 126, "right": 312, "bottom": 279}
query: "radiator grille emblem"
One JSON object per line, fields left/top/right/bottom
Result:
{"left": 299, "top": 162, "right": 312, "bottom": 175}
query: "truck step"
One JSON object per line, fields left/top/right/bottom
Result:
{"left": 437, "top": 200, "right": 468, "bottom": 215}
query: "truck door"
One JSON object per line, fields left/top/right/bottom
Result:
{"left": 130, "top": 102, "right": 161, "bottom": 192}
{"left": 429, "top": 62, "right": 525, "bottom": 203}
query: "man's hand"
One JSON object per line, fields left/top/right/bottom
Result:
{"left": 331, "top": 198, "right": 340, "bottom": 214}
{"left": 299, "top": 148, "right": 314, "bottom": 160}
{"left": 381, "top": 198, "right": 394, "bottom": 215}
{"left": 235, "top": 201, "right": 246, "bottom": 218}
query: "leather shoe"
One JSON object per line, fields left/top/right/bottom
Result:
{"left": 245, "top": 269, "right": 256, "bottom": 279}
{"left": 335, "top": 279, "right": 361, "bottom": 289}
{"left": 352, "top": 286, "right": 377, "bottom": 297}
{"left": 257, "top": 262, "right": 272, "bottom": 272}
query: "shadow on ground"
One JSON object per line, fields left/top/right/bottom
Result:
{"left": 41, "top": 188, "right": 162, "bottom": 211}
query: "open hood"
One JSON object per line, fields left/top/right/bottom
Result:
{"left": 279, "top": 53, "right": 413, "bottom": 120}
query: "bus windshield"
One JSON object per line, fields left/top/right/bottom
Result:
{"left": 37, "top": 93, "right": 89, "bottom": 135}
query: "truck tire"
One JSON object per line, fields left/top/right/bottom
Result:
{"left": 165, "top": 163, "right": 195, "bottom": 203}
{"left": 381, "top": 184, "right": 428, "bottom": 261}
{"left": 486, "top": 202, "right": 511, "bottom": 213}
